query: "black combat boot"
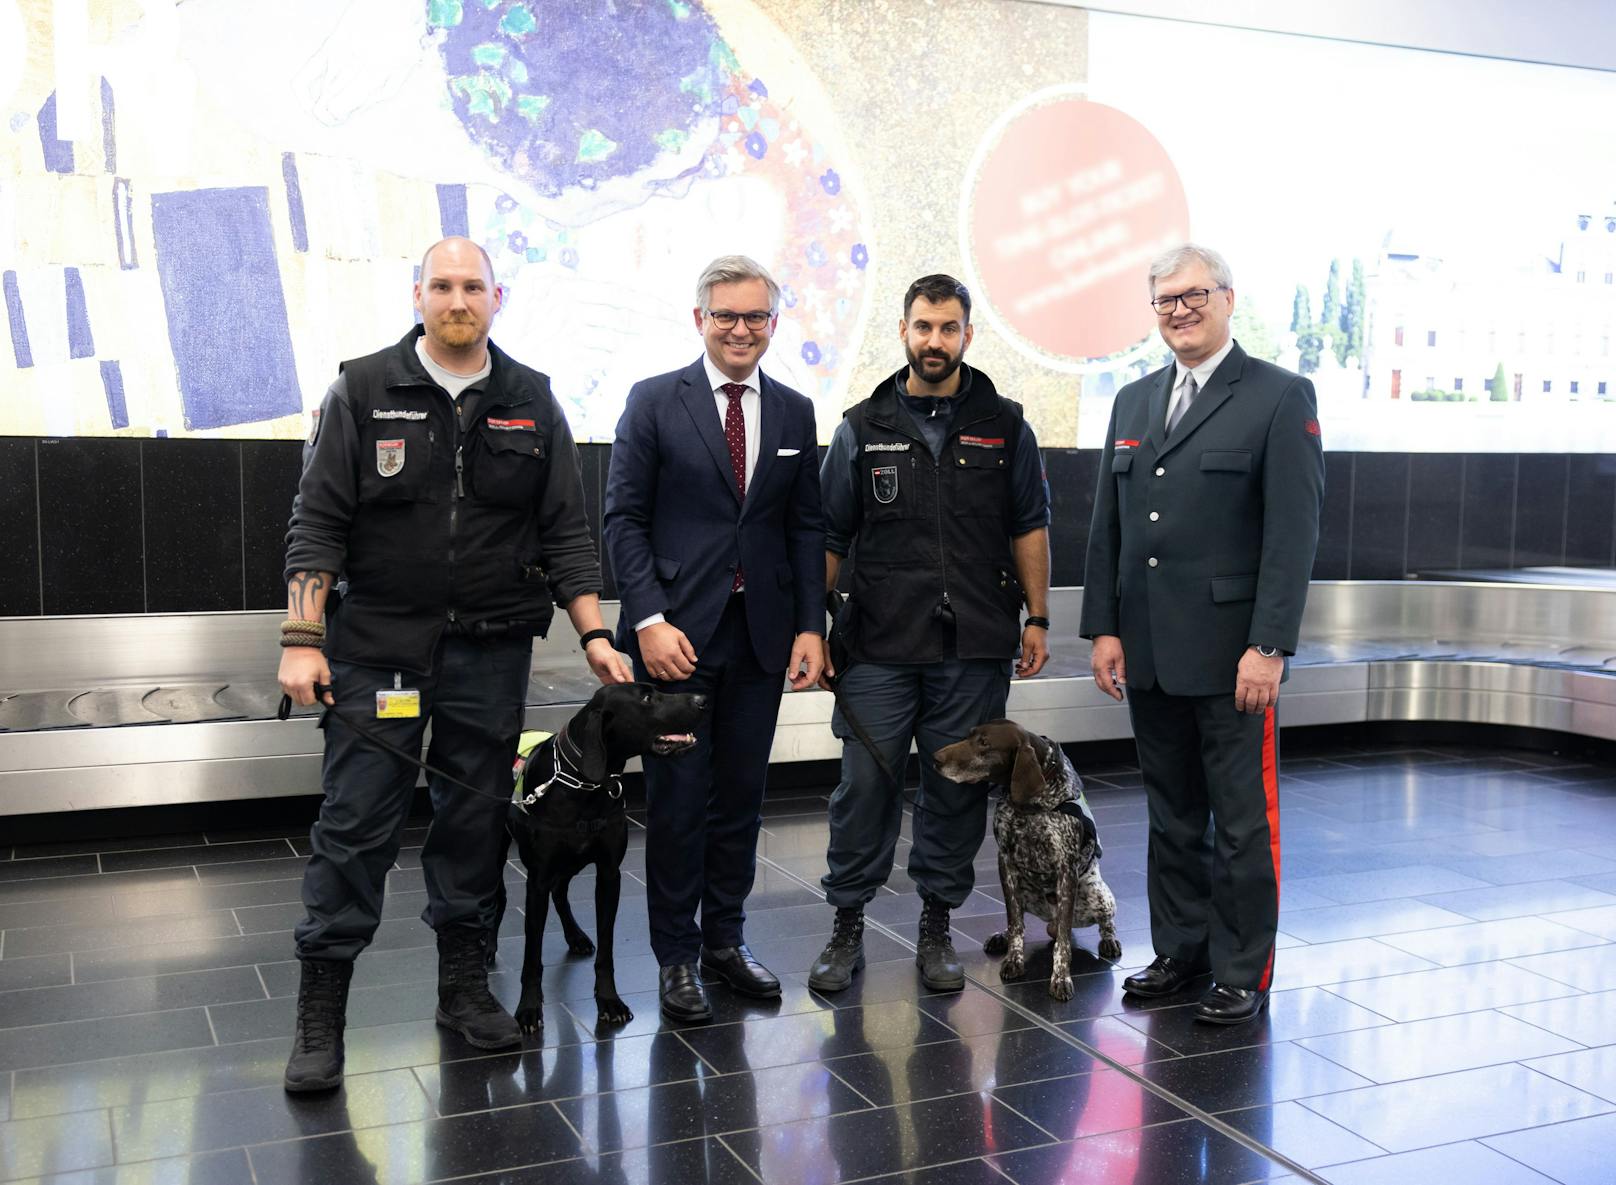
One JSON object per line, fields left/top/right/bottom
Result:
{"left": 916, "top": 896, "right": 965, "bottom": 991}
{"left": 283, "top": 958, "right": 353, "bottom": 1093}
{"left": 807, "top": 906, "right": 866, "bottom": 992}
{"left": 436, "top": 924, "right": 522, "bottom": 1050}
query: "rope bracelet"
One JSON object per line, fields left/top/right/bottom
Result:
{"left": 280, "top": 618, "right": 326, "bottom": 650}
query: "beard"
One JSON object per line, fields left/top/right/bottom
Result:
{"left": 905, "top": 343, "right": 963, "bottom": 384}
{"left": 431, "top": 314, "right": 484, "bottom": 350}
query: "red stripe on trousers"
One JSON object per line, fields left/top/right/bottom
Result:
{"left": 1258, "top": 705, "right": 1281, "bottom": 992}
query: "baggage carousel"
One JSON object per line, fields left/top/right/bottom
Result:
{"left": 3, "top": 581, "right": 1615, "bottom": 816}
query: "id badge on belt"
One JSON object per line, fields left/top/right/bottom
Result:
{"left": 376, "top": 672, "right": 421, "bottom": 718}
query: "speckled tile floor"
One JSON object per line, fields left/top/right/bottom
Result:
{"left": 3, "top": 738, "right": 1615, "bottom": 1184}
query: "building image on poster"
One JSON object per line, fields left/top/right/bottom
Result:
{"left": 1071, "top": 12, "right": 1616, "bottom": 452}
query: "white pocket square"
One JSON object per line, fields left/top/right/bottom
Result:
{"left": 777, "top": 447, "right": 801, "bottom": 456}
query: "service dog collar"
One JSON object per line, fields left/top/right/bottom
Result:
{"left": 515, "top": 723, "right": 622, "bottom": 808}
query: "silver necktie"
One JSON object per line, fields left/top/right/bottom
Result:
{"left": 1167, "top": 372, "right": 1198, "bottom": 434}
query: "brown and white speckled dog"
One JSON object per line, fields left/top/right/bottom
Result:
{"left": 934, "top": 720, "right": 1121, "bottom": 1000}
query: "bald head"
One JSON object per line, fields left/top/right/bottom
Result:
{"left": 420, "top": 236, "right": 495, "bottom": 287}
{"left": 414, "top": 237, "right": 503, "bottom": 369}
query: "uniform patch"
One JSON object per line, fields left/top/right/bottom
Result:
{"left": 872, "top": 464, "right": 899, "bottom": 504}
{"left": 959, "top": 435, "right": 1005, "bottom": 448}
{"left": 486, "top": 418, "right": 535, "bottom": 431}
{"left": 306, "top": 408, "right": 321, "bottom": 446}
{"left": 1304, "top": 419, "right": 1322, "bottom": 438}
{"left": 372, "top": 409, "right": 428, "bottom": 421}
{"left": 1114, "top": 438, "right": 1139, "bottom": 449}
{"left": 376, "top": 438, "right": 406, "bottom": 477}
{"left": 864, "top": 441, "right": 910, "bottom": 452}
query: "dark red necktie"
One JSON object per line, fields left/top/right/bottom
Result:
{"left": 721, "top": 382, "right": 748, "bottom": 498}
{"left": 721, "top": 382, "right": 747, "bottom": 591}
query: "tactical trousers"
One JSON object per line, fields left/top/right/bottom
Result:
{"left": 293, "top": 634, "right": 531, "bottom": 962}
{"left": 822, "top": 658, "right": 1011, "bottom": 910}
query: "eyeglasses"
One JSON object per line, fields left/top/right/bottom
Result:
{"left": 706, "top": 309, "right": 774, "bottom": 329}
{"left": 1149, "top": 287, "right": 1228, "bottom": 315}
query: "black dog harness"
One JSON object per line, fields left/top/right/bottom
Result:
{"left": 512, "top": 724, "right": 623, "bottom": 828}
{"left": 1000, "top": 746, "right": 1103, "bottom": 859}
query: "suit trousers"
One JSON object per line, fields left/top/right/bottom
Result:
{"left": 822, "top": 658, "right": 1011, "bottom": 911}
{"left": 294, "top": 634, "right": 531, "bottom": 962}
{"left": 1126, "top": 683, "right": 1281, "bottom": 990}
{"left": 639, "top": 593, "right": 785, "bottom": 966}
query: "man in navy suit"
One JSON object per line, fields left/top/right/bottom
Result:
{"left": 604, "top": 255, "right": 826, "bottom": 1021}
{"left": 1081, "top": 243, "right": 1324, "bottom": 1024}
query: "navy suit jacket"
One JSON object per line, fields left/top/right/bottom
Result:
{"left": 603, "top": 358, "right": 826, "bottom": 673}
{"left": 1079, "top": 341, "right": 1325, "bottom": 696}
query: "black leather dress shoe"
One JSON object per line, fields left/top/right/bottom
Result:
{"left": 1194, "top": 983, "right": 1269, "bottom": 1024}
{"left": 1121, "top": 954, "right": 1210, "bottom": 998}
{"left": 658, "top": 964, "right": 713, "bottom": 1022}
{"left": 700, "top": 945, "right": 781, "bottom": 998}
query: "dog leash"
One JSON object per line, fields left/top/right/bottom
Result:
{"left": 277, "top": 683, "right": 512, "bottom": 805}
{"left": 824, "top": 592, "right": 984, "bottom": 822}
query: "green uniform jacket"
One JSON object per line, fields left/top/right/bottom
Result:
{"left": 1079, "top": 341, "right": 1326, "bottom": 696}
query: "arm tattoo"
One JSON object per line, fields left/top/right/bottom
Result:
{"left": 289, "top": 572, "right": 326, "bottom": 621}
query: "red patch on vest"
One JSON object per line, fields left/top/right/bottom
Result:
{"left": 1303, "top": 419, "right": 1321, "bottom": 437}
{"left": 959, "top": 435, "right": 1005, "bottom": 448}
{"left": 487, "top": 418, "right": 535, "bottom": 430}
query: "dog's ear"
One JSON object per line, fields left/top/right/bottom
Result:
{"left": 573, "top": 708, "right": 608, "bottom": 784}
{"left": 1010, "top": 736, "right": 1046, "bottom": 802}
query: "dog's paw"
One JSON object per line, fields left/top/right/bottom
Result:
{"left": 983, "top": 931, "right": 1009, "bottom": 956}
{"left": 1048, "top": 974, "right": 1074, "bottom": 1002}
{"left": 566, "top": 933, "right": 596, "bottom": 958}
{"left": 1000, "top": 954, "right": 1026, "bottom": 980}
{"left": 596, "top": 996, "right": 634, "bottom": 1026}
{"left": 1098, "top": 936, "right": 1123, "bottom": 962}
{"left": 514, "top": 1000, "right": 544, "bottom": 1036}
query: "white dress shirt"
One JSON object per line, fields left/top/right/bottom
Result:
{"left": 1167, "top": 336, "right": 1236, "bottom": 431}
{"left": 702, "top": 352, "right": 761, "bottom": 489}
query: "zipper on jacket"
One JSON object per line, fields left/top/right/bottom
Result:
{"left": 927, "top": 452, "right": 952, "bottom": 611}
{"left": 445, "top": 428, "right": 461, "bottom": 627}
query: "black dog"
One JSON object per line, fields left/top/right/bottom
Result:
{"left": 502, "top": 682, "right": 706, "bottom": 1035}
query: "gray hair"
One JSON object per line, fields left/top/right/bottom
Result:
{"left": 1147, "top": 243, "right": 1233, "bottom": 294}
{"left": 695, "top": 254, "right": 781, "bottom": 312}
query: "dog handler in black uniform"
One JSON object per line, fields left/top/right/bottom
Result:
{"left": 278, "top": 237, "right": 630, "bottom": 1092}
{"left": 808, "top": 274, "right": 1052, "bottom": 994}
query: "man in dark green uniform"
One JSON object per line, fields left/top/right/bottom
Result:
{"left": 1081, "top": 244, "right": 1324, "bottom": 1024}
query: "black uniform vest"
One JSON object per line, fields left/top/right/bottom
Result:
{"left": 331, "top": 336, "right": 557, "bottom": 669}
{"left": 845, "top": 367, "right": 1026, "bottom": 664}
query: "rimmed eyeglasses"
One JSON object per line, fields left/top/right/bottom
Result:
{"left": 1149, "top": 287, "right": 1229, "bottom": 315}
{"left": 706, "top": 310, "right": 775, "bottom": 329}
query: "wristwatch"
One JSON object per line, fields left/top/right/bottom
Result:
{"left": 1252, "top": 644, "right": 1281, "bottom": 658}
{"left": 1024, "top": 616, "right": 1050, "bottom": 630}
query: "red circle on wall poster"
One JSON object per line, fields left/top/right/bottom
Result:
{"left": 961, "top": 90, "right": 1189, "bottom": 371}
